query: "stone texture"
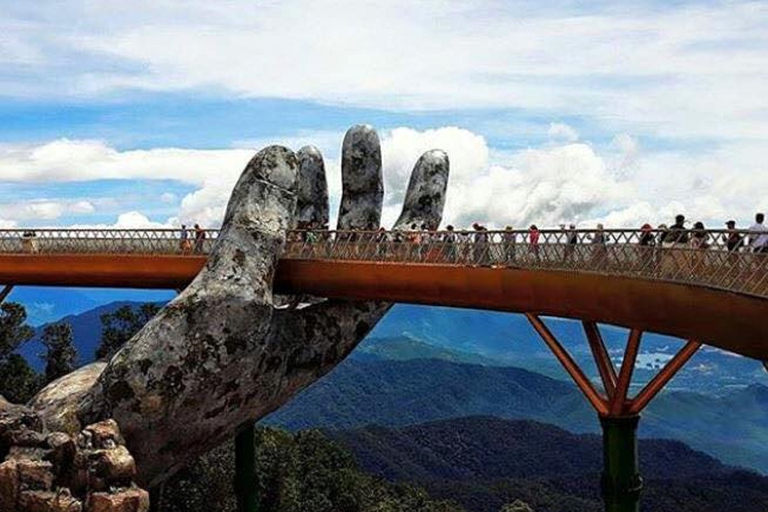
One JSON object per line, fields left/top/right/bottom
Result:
{"left": 86, "top": 488, "right": 149, "bottom": 512}
{"left": 296, "top": 145, "right": 329, "bottom": 229}
{"left": 80, "top": 420, "right": 124, "bottom": 450}
{"left": 31, "top": 363, "right": 107, "bottom": 435}
{"left": 338, "top": 125, "right": 383, "bottom": 230}
{"left": 18, "top": 490, "right": 82, "bottom": 512}
{"left": 45, "top": 432, "right": 76, "bottom": 475}
{"left": 0, "top": 458, "right": 20, "bottom": 510}
{"left": 17, "top": 459, "right": 55, "bottom": 490}
{"left": 90, "top": 446, "right": 135, "bottom": 481}
{"left": 23, "top": 125, "right": 449, "bottom": 491}
{"left": 0, "top": 416, "right": 146, "bottom": 512}
{"left": 76, "top": 145, "right": 301, "bottom": 487}
{"left": 394, "top": 149, "right": 450, "bottom": 230}
{"left": 1, "top": 402, "right": 43, "bottom": 456}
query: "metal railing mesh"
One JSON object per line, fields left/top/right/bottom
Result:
{"left": 1, "top": 228, "right": 767, "bottom": 298}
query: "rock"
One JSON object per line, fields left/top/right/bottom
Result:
{"left": 0, "top": 403, "right": 43, "bottom": 459}
{"left": 86, "top": 488, "right": 149, "bottom": 512}
{"left": 31, "top": 363, "right": 107, "bottom": 435}
{"left": 91, "top": 446, "right": 136, "bottom": 482}
{"left": 17, "top": 459, "right": 55, "bottom": 491}
{"left": 81, "top": 420, "right": 124, "bottom": 450}
{"left": 0, "top": 458, "right": 20, "bottom": 511}
{"left": 45, "top": 432, "right": 76, "bottom": 474}
{"left": 12, "top": 428, "right": 48, "bottom": 448}
{"left": 18, "top": 489, "right": 82, "bottom": 512}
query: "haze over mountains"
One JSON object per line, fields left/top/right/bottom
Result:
{"left": 20, "top": 288, "right": 768, "bottom": 395}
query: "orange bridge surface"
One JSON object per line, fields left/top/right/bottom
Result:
{"left": 0, "top": 252, "right": 765, "bottom": 361}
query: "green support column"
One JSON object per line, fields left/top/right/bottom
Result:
{"left": 600, "top": 415, "right": 643, "bottom": 512}
{"left": 235, "top": 421, "right": 259, "bottom": 512}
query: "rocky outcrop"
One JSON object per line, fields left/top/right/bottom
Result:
{"left": 27, "top": 125, "right": 449, "bottom": 488}
{"left": 0, "top": 403, "right": 148, "bottom": 512}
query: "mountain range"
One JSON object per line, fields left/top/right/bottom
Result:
{"left": 263, "top": 357, "right": 768, "bottom": 474}
{"left": 19, "top": 295, "right": 768, "bottom": 396}
{"left": 8, "top": 292, "right": 768, "bottom": 474}
{"left": 329, "top": 416, "right": 768, "bottom": 512}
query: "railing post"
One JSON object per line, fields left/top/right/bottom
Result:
{"left": 235, "top": 421, "right": 259, "bottom": 512}
{"left": 600, "top": 415, "right": 642, "bottom": 512}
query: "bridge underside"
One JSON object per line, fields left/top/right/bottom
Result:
{"left": 0, "top": 254, "right": 765, "bottom": 360}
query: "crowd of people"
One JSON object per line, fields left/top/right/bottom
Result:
{"left": 285, "top": 212, "right": 768, "bottom": 267}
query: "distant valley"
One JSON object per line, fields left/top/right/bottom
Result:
{"left": 264, "top": 357, "right": 768, "bottom": 474}
{"left": 18, "top": 293, "right": 768, "bottom": 396}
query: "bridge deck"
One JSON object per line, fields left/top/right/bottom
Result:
{"left": 0, "top": 228, "right": 765, "bottom": 360}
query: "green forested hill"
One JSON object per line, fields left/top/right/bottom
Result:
{"left": 264, "top": 358, "right": 768, "bottom": 473}
{"left": 329, "top": 416, "right": 768, "bottom": 512}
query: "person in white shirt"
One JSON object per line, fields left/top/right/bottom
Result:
{"left": 749, "top": 213, "right": 768, "bottom": 253}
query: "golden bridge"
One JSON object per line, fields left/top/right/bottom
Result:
{"left": 1, "top": 227, "right": 766, "bottom": 512}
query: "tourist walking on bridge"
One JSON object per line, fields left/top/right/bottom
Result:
{"left": 639, "top": 224, "right": 655, "bottom": 246}
{"left": 180, "top": 224, "right": 191, "bottom": 255}
{"left": 193, "top": 223, "right": 206, "bottom": 254}
{"left": 749, "top": 213, "right": 768, "bottom": 253}
{"left": 724, "top": 220, "right": 744, "bottom": 252}
{"left": 663, "top": 214, "right": 689, "bottom": 246}
{"left": 564, "top": 223, "right": 578, "bottom": 263}
{"left": 690, "top": 221, "right": 709, "bottom": 249}
{"left": 528, "top": 225, "right": 540, "bottom": 263}
{"left": 444, "top": 225, "right": 458, "bottom": 263}
{"left": 472, "top": 223, "right": 490, "bottom": 266}
{"left": 590, "top": 223, "right": 607, "bottom": 268}
{"left": 503, "top": 226, "right": 516, "bottom": 266}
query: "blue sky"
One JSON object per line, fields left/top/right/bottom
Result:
{"left": 1, "top": 0, "right": 767, "bottom": 230}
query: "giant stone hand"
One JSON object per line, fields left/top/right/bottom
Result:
{"left": 29, "top": 125, "right": 449, "bottom": 487}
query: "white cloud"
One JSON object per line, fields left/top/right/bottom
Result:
{"left": 0, "top": 139, "right": 251, "bottom": 185}
{"left": 2, "top": 124, "right": 766, "bottom": 231}
{"left": 68, "top": 211, "right": 171, "bottom": 229}
{"left": 547, "top": 123, "right": 579, "bottom": 143}
{"left": 2, "top": 1, "right": 768, "bottom": 143}
{"left": 0, "top": 199, "right": 96, "bottom": 221}
{"left": 160, "top": 192, "right": 177, "bottom": 203}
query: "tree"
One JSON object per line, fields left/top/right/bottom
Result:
{"left": 96, "top": 303, "right": 161, "bottom": 360}
{"left": 40, "top": 322, "right": 77, "bottom": 383}
{"left": 0, "top": 302, "right": 40, "bottom": 403}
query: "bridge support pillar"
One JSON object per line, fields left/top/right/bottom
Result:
{"left": 525, "top": 315, "right": 701, "bottom": 512}
{"left": 600, "top": 415, "right": 642, "bottom": 512}
{"left": 0, "top": 285, "right": 14, "bottom": 304}
{"left": 235, "top": 421, "right": 259, "bottom": 512}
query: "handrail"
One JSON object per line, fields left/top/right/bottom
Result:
{"left": 0, "top": 228, "right": 766, "bottom": 299}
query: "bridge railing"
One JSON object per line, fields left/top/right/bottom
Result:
{"left": 0, "top": 228, "right": 766, "bottom": 298}
{"left": 0, "top": 229, "right": 220, "bottom": 255}
{"left": 283, "top": 229, "right": 768, "bottom": 298}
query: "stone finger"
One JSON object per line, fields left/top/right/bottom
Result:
{"left": 296, "top": 145, "right": 329, "bottom": 229}
{"left": 393, "top": 149, "right": 449, "bottom": 231}
{"left": 337, "top": 125, "right": 383, "bottom": 230}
